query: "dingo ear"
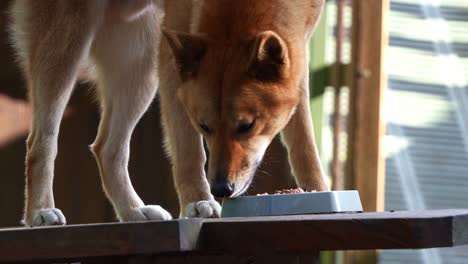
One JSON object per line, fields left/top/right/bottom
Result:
{"left": 248, "top": 31, "right": 290, "bottom": 82}
{"left": 162, "top": 29, "right": 207, "bottom": 81}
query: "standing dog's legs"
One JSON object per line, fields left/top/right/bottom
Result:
{"left": 281, "top": 56, "right": 330, "bottom": 192}
{"left": 158, "top": 43, "right": 220, "bottom": 218}
{"left": 90, "top": 12, "right": 171, "bottom": 221}
{"left": 16, "top": 4, "right": 101, "bottom": 227}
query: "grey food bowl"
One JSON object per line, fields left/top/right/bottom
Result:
{"left": 221, "top": 190, "right": 363, "bottom": 217}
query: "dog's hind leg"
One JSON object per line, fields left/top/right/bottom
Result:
{"left": 90, "top": 8, "right": 172, "bottom": 222}
{"left": 281, "top": 55, "right": 330, "bottom": 192}
{"left": 10, "top": 1, "right": 105, "bottom": 226}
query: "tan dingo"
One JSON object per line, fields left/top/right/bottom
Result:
{"left": 9, "top": 0, "right": 328, "bottom": 226}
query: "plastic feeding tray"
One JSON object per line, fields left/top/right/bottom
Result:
{"left": 221, "top": 190, "right": 363, "bottom": 217}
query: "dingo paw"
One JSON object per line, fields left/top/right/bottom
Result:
{"left": 29, "top": 208, "right": 66, "bottom": 227}
{"left": 186, "top": 200, "right": 221, "bottom": 218}
{"left": 121, "top": 205, "right": 172, "bottom": 222}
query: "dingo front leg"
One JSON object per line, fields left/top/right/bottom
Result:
{"left": 159, "top": 91, "right": 220, "bottom": 218}
{"left": 158, "top": 61, "right": 220, "bottom": 218}
{"left": 281, "top": 67, "right": 330, "bottom": 192}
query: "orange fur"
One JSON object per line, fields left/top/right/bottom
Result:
{"left": 9, "top": 0, "right": 328, "bottom": 226}
{"left": 165, "top": 0, "right": 329, "bottom": 197}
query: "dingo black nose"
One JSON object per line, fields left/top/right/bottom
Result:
{"left": 211, "top": 179, "right": 234, "bottom": 197}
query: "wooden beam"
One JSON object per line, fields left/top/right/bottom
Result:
{"left": 199, "top": 209, "right": 468, "bottom": 252}
{"left": 1, "top": 210, "right": 468, "bottom": 263}
{"left": 347, "top": 0, "right": 389, "bottom": 212}
{"left": 0, "top": 219, "right": 202, "bottom": 262}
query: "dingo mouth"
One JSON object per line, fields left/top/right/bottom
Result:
{"left": 229, "top": 174, "right": 254, "bottom": 198}
{"left": 228, "top": 159, "right": 261, "bottom": 198}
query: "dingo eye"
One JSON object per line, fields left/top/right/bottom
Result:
{"left": 237, "top": 119, "right": 256, "bottom": 134}
{"left": 200, "top": 123, "right": 211, "bottom": 134}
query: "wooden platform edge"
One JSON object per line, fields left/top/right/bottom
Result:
{"left": 453, "top": 213, "right": 468, "bottom": 247}
{"left": 197, "top": 209, "right": 468, "bottom": 252}
{"left": 0, "top": 219, "right": 202, "bottom": 262}
{"left": 0, "top": 209, "right": 468, "bottom": 262}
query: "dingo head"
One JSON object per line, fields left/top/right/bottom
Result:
{"left": 164, "top": 30, "right": 301, "bottom": 197}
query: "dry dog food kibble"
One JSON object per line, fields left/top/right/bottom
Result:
{"left": 257, "top": 188, "right": 315, "bottom": 196}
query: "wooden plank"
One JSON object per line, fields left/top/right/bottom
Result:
{"left": 346, "top": 0, "right": 389, "bottom": 212}
{"left": 198, "top": 209, "right": 468, "bottom": 252}
{"left": 1, "top": 210, "right": 468, "bottom": 263}
{"left": 0, "top": 219, "right": 202, "bottom": 262}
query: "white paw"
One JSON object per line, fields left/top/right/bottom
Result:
{"left": 121, "top": 205, "right": 172, "bottom": 222}
{"left": 186, "top": 200, "right": 221, "bottom": 218}
{"left": 30, "top": 208, "right": 66, "bottom": 227}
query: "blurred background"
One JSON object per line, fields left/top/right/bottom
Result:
{"left": 316, "top": 0, "right": 468, "bottom": 263}
{"left": 1, "top": 0, "right": 468, "bottom": 263}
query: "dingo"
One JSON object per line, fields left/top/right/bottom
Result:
{"left": 9, "top": 0, "right": 329, "bottom": 226}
